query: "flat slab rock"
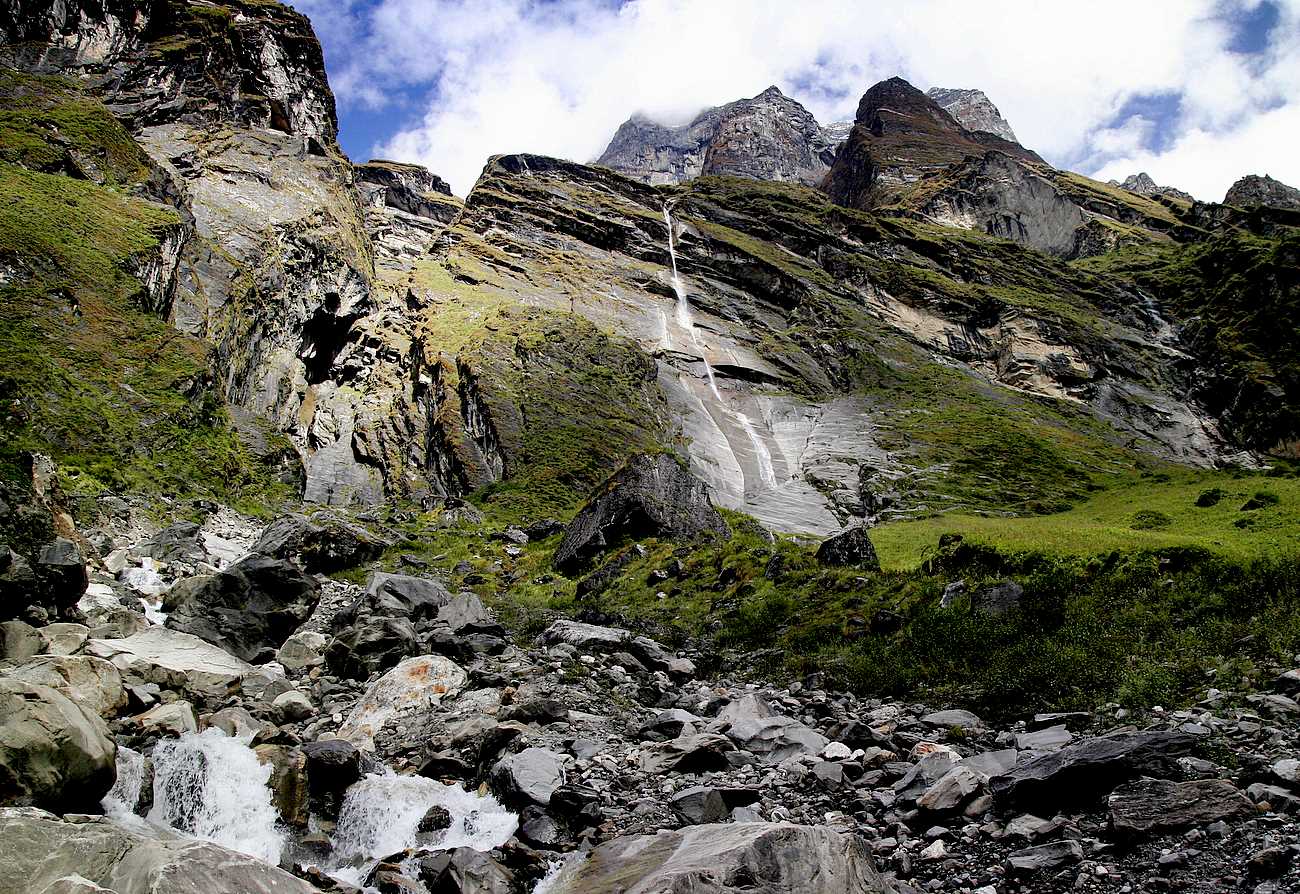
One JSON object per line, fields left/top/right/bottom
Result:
{"left": 1108, "top": 777, "right": 1254, "bottom": 837}
{"left": 0, "top": 807, "right": 320, "bottom": 894}
{"left": 548, "top": 822, "right": 891, "bottom": 894}
{"left": 83, "top": 627, "right": 255, "bottom": 700}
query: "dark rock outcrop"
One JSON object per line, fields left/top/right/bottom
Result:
{"left": 814, "top": 525, "right": 881, "bottom": 570}
{"left": 990, "top": 730, "right": 1197, "bottom": 810}
{"left": 163, "top": 555, "right": 321, "bottom": 663}
{"left": 553, "top": 453, "right": 727, "bottom": 574}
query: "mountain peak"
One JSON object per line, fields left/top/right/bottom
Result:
{"left": 596, "top": 85, "right": 839, "bottom": 186}
{"left": 926, "top": 86, "right": 1018, "bottom": 143}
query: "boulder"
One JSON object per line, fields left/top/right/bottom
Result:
{"left": 35, "top": 538, "right": 88, "bottom": 608}
{"left": 163, "top": 555, "right": 320, "bottom": 663}
{"left": 1108, "top": 777, "right": 1254, "bottom": 837}
{"left": 137, "top": 701, "right": 198, "bottom": 736}
{"left": 84, "top": 627, "right": 254, "bottom": 703}
{"left": 141, "top": 522, "right": 204, "bottom": 563}
{"left": 255, "top": 744, "right": 309, "bottom": 827}
{"left": 552, "top": 453, "right": 728, "bottom": 574}
{"left": 417, "top": 848, "right": 515, "bottom": 894}
{"left": 536, "top": 620, "right": 690, "bottom": 676}
{"left": 0, "top": 807, "right": 321, "bottom": 894}
{"left": 327, "top": 573, "right": 454, "bottom": 679}
{"left": 0, "top": 547, "right": 39, "bottom": 620}
{"left": 36, "top": 623, "right": 90, "bottom": 657}
{"left": 301, "top": 738, "right": 361, "bottom": 816}
{"left": 990, "top": 730, "right": 1197, "bottom": 810}
{"left": 337, "top": 655, "right": 467, "bottom": 750}
{"left": 671, "top": 786, "right": 760, "bottom": 825}
{"left": 814, "top": 526, "right": 880, "bottom": 570}
{"left": 251, "top": 511, "right": 389, "bottom": 573}
{"left": 548, "top": 823, "right": 891, "bottom": 893}
{"left": 327, "top": 618, "right": 420, "bottom": 682}
{"left": 716, "top": 694, "right": 828, "bottom": 763}
{"left": 491, "top": 747, "right": 567, "bottom": 807}
{"left": 640, "top": 733, "right": 734, "bottom": 774}
{"left": 0, "top": 679, "right": 115, "bottom": 811}
{"left": 10, "top": 655, "right": 126, "bottom": 718}
{"left": 1007, "top": 839, "right": 1084, "bottom": 875}
{"left": 276, "top": 630, "right": 328, "bottom": 671}
{"left": 973, "top": 580, "right": 1024, "bottom": 616}
{"left": 1, "top": 620, "right": 44, "bottom": 662}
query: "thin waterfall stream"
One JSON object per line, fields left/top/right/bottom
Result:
{"left": 662, "top": 204, "right": 778, "bottom": 491}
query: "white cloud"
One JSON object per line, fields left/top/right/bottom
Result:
{"left": 299, "top": 0, "right": 1300, "bottom": 199}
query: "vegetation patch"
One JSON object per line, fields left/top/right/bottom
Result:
{"left": 0, "top": 161, "right": 289, "bottom": 510}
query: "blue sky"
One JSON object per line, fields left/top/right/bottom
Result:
{"left": 293, "top": 0, "right": 1299, "bottom": 200}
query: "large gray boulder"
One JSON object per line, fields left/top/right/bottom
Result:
{"left": 0, "top": 807, "right": 321, "bottom": 894}
{"left": 553, "top": 453, "right": 727, "bottom": 574}
{"left": 549, "top": 822, "right": 891, "bottom": 893}
{"left": 0, "top": 679, "right": 116, "bottom": 812}
{"left": 9, "top": 655, "right": 126, "bottom": 718}
{"left": 990, "top": 730, "right": 1197, "bottom": 810}
{"left": 716, "top": 694, "right": 828, "bottom": 764}
{"left": 326, "top": 572, "right": 454, "bottom": 678}
{"left": 163, "top": 555, "right": 320, "bottom": 663}
{"left": 1108, "top": 777, "right": 1254, "bottom": 837}
{"left": 491, "top": 747, "right": 567, "bottom": 807}
{"left": 251, "top": 511, "right": 389, "bottom": 573}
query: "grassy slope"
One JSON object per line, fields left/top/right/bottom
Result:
{"left": 0, "top": 72, "right": 290, "bottom": 510}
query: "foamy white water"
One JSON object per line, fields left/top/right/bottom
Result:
{"left": 328, "top": 772, "right": 517, "bottom": 887}
{"left": 102, "top": 745, "right": 145, "bottom": 821}
{"left": 146, "top": 728, "right": 285, "bottom": 864}
{"left": 532, "top": 852, "right": 587, "bottom": 893}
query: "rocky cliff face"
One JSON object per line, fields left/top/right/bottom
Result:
{"left": 1225, "top": 174, "right": 1300, "bottom": 210}
{"left": 926, "top": 86, "right": 1018, "bottom": 142}
{"left": 596, "top": 86, "right": 841, "bottom": 187}
{"left": 1, "top": 0, "right": 500, "bottom": 510}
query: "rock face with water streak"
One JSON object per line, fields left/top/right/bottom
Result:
{"left": 597, "top": 86, "right": 844, "bottom": 186}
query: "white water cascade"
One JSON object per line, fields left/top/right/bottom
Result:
{"left": 101, "top": 745, "right": 146, "bottom": 823}
{"left": 326, "top": 772, "right": 518, "bottom": 888}
{"left": 662, "top": 205, "right": 784, "bottom": 496}
{"left": 145, "top": 728, "right": 286, "bottom": 865}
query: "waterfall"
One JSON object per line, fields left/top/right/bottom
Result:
{"left": 663, "top": 205, "right": 723, "bottom": 402}
{"left": 146, "top": 728, "right": 285, "bottom": 865}
{"left": 326, "top": 772, "right": 517, "bottom": 888}
{"left": 532, "top": 852, "right": 587, "bottom": 893}
{"left": 737, "top": 411, "right": 777, "bottom": 488}
{"left": 102, "top": 745, "right": 145, "bottom": 821}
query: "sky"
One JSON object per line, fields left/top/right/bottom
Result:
{"left": 291, "top": 0, "right": 1299, "bottom": 200}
